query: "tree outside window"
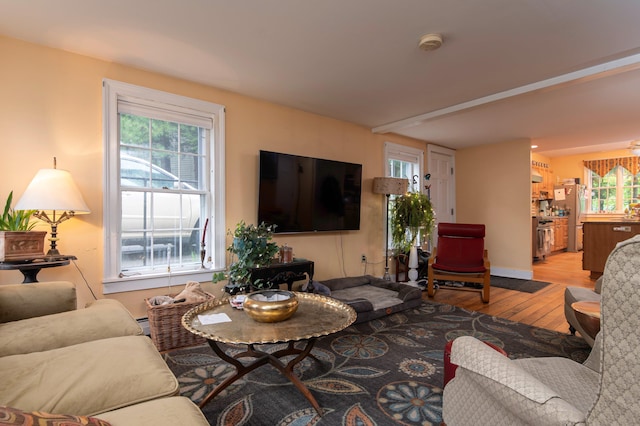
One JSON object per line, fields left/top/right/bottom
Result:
{"left": 587, "top": 166, "right": 640, "bottom": 213}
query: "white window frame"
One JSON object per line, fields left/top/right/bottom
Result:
{"left": 102, "top": 79, "right": 225, "bottom": 293}
{"left": 383, "top": 142, "right": 425, "bottom": 250}
{"left": 384, "top": 142, "right": 424, "bottom": 192}
{"left": 585, "top": 166, "right": 638, "bottom": 216}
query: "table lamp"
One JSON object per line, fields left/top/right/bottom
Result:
{"left": 373, "top": 177, "right": 408, "bottom": 280}
{"left": 16, "top": 158, "right": 90, "bottom": 259}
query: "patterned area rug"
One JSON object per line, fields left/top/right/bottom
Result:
{"left": 164, "top": 301, "right": 589, "bottom": 426}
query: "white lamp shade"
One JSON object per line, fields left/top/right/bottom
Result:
{"left": 372, "top": 177, "right": 408, "bottom": 195}
{"left": 15, "top": 168, "right": 90, "bottom": 213}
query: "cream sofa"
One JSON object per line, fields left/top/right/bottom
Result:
{"left": 0, "top": 281, "right": 208, "bottom": 426}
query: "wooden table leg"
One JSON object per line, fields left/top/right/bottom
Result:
{"left": 199, "top": 339, "right": 323, "bottom": 415}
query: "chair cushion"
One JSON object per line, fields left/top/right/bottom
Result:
{"left": 438, "top": 223, "right": 485, "bottom": 238}
{"left": 0, "top": 406, "right": 111, "bottom": 425}
{"left": 0, "top": 335, "right": 179, "bottom": 416}
{"left": 434, "top": 223, "right": 486, "bottom": 271}
{"left": 432, "top": 261, "right": 486, "bottom": 274}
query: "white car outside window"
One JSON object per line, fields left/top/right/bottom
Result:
{"left": 120, "top": 155, "right": 201, "bottom": 269}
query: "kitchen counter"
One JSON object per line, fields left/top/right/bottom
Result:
{"left": 582, "top": 218, "right": 640, "bottom": 223}
{"left": 583, "top": 221, "right": 640, "bottom": 277}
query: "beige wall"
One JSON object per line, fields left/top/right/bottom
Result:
{"left": 1, "top": 35, "right": 548, "bottom": 316}
{"left": 456, "top": 139, "right": 533, "bottom": 278}
{"left": 0, "top": 35, "right": 428, "bottom": 317}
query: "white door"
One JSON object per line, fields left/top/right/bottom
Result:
{"left": 427, "top": 145, "right": 455, "bottom": 226}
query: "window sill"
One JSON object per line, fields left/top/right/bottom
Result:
{"left": 103, "top": 269, "right": 213, "bottom": 294}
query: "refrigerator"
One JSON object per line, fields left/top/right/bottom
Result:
{"left": 551, "top": 183, "right": 586, "bottom": 252}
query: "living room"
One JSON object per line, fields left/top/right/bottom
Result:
{"left": 0, "top": 34, "right": 536, "bottom": 317}
{"left": 2, "top": 2, "right": 640, "bottom": 424}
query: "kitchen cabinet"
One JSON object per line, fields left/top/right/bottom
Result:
{"left": 583, "top": 221, "right": 640, "bottom": 277}
{"left": 551, "top": 217, "right": 568, "bottom": 252}
{"left": 532, "top": 163, "right": 554, "bottom": 198}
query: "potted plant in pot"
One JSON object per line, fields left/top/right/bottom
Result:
{"left": 389, "top": 191, "right": 435, "bottom": 284}
{"left": 0, "top": 191, "right": 47, "bottom": 261}
{"left": 213, "top": 221, "right": 280, "bottom": 294}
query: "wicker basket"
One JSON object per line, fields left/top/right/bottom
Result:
{"left": 145, "top": 293, "right": 214, "bottom": 352}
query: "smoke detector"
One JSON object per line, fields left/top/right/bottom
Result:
{"left": 418, "top": 33, "right": 443, "bottom": 51}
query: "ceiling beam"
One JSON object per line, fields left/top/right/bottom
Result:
{"left": 372, "top": 53, "right": 640, "bottom": 135}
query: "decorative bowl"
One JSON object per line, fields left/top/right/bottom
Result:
{"left": 243, "top": 290, "right": 299, "bottom": 323}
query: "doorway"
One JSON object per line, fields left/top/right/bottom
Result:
{"left": 427, "top": 144, "right": 455, "bottom": 225}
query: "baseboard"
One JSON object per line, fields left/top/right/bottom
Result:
{"left": 491, "top": 267, "right": 533, "bottom": 280}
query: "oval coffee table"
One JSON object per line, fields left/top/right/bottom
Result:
{"left": 182, "top": 292, "right": 356, "bottom": 415}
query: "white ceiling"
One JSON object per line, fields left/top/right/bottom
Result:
{"left": 2, "top": 0, "right": 640, "bottom": 157}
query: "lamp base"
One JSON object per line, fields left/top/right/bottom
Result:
{"left": 383, "top": 267, "right": 391, "bottom": 281}
{"left": 44, "top": 248, "right": 66, "bottom": 261}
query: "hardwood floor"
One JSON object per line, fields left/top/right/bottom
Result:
{"left": 422, "top": 251, "right": 596, "bottom": 334}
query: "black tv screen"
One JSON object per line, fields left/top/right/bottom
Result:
{"left": 258, "top": 150, "right": 362, "bottom": 233}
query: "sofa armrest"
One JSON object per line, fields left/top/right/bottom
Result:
{"left": 0, "top": 281, "right": 76, "bottom": 323}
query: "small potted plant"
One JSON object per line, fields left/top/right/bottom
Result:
{"left": 213, "top": 221, "right": 279, "bottom": 294}
{"left": 0, "top": 191, "right": 47, "bottom": 261}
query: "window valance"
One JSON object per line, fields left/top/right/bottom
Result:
{"left": 583, "top": 157, "right": 640, "bottom": 176}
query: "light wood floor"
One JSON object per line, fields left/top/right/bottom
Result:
{"left": 423, "top": 251, "right": 596, "bottom": 334}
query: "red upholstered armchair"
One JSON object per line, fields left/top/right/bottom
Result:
{"left": 427, "top": 223, "right": 490, "bottom": 303}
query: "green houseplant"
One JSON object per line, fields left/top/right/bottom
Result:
{"left": 0, "top": 191, "right": 47, "bottom": 261}
{"left": 390, "top": 191, "right": 435, "bottom": 254}
{"left": 213, "top": 221, "right": 279, "bottom": 293}
{"left": 0, "top": 191, "right": 36, "bottom": 231}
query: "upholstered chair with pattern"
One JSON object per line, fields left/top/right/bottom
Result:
{"left": 442, "top": 234, "right": 640, "bottom": 425}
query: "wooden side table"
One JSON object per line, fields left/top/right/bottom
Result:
{"left": 0, "top": 255, "right": 77, "bottom": 283}
{"left": 571, "top": 301, "right": 601, "bottom": 340}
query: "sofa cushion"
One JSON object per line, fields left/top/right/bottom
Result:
{"left": 0, "top": 281, "right": 76, "bottom": 323}
{"left": 97, "top": 397, "right": 209, "bottom": 426}
{"left": 0, "top": 335, "right": 179, "bottom": 416}
{"left": 0, "top": 405, "right": 111, "bottom": 425}
{"left": 0, "top": 299, "right": 143, "bottom": 357}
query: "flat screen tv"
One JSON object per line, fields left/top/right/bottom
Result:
{"left": 258, "top": 150, "right": 362, "bottom": 233}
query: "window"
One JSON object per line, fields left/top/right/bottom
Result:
{"left": 383, "top": 142, "right": 424, "bottom": 249}
{"left": 385, "top": 143, "right": 423, "bottom": 193}
{"left": 103, "top": 80, "right": 225, "bottom": 293}
{"left": 587, "top": 166, "right": 640, "bottom": 213}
